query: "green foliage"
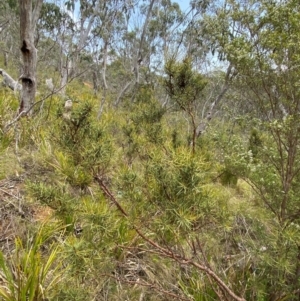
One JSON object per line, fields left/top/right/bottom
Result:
{"left": 27, "top": 180, "right": 77, "bottom": 224}
{"left": 120, "top": 84, "right": 166, "bottom": 163}
{"left": 164, "top": 57, "right": 207, "bottom": 111}
{"left": 39, "top": 2, "right": 64, "bottom": 31}
{"left": 248, "top": 128, "right": 262, "bottom": 159}
{"left": 217, "top": 120, "right": 300, "bottom": 299}
{"left": 0, "top": 90, "right": 18, "bottom": 149}
{"left": 220, "top": 168, "right": 238, "bottom": 186}
{"left": 0, "top": 225, "right": 62, "bottom": 301}
{"left": 1, "top": 0, "right": 300, "bottom": 298}
{"left": 54, "top": 100, "right": 112, "bottom": 187}
{"left": 130, "top": 85, "right": 165, "bottom": 143}
{"left": 163, "top": 57, "right": 208, "bottom": 152}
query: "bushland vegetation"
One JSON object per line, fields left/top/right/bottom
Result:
{"left": 0, "top": 0, "right": 299, "bottom": 300}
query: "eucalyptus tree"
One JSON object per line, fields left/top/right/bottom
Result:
{"left": 56, "top": 0, "right": 96, "bottom": 94}
{"left": 49, "top": 0, "right": 130, "bottom": 97}
{"left": 89, "top": 0, "right": 129, "bottom": 116}
{"left": 0, "top": 0, "right": 43, "bottom": 115}
{"left": 1, "top": 1, "right": 70, "bottom": 96}
{"left": 18, "top": 0, "right": 43, "bottom": 115}
{"left": 146, "top": 0, "right": 184, "bottom": 82}
{"left": 149, "top": 0, "right": 183, "bottom": 57}
{"left": 114, "top": 0, "right": 158, "bottom": 105}
{"left": 114, "top": 0, "right": 187, "bottom": 107}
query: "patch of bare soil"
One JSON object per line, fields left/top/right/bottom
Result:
{"left": 0, "top": 176, "right": 53, "bottom": 254}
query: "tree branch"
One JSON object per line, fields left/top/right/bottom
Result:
{"left": 32, "top": 0, "right": 43, "bottom": 33}
{"left": 0, "top": 69, "right": 22, "bottom": 91}
{"left": 95, "top": 177, "right": 246, "bottom": 301}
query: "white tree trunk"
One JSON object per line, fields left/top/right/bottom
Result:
{"left": 115, "top": 0, "right": 156, "bottom": 105}
{"left": 60, "top": 58, "right": 72, "bottom": 96}
{"left": 134, "top": 0, "right": 156, "bottom": 85}
{"left": 59, "top": 4, "right": 97, "bottom": 96}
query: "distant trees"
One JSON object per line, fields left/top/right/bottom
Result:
{"left": 1, "top": 0, "right": 300, "bottom": 300}
{"left": 0, "top": 0, "right": 19, "bottom": 68}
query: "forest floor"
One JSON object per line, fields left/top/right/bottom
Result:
{"left": 0, "top": 175, "right": 53, "bottom": 255}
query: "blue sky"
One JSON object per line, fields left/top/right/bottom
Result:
{"left": 66, "top": 0, "right": 192, "bottom": 19}
{"left": 177, "top": 0, "right": 191, "bottom": 12}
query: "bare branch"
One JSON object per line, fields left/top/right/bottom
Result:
{"left": 32, "top": 0, "right": 43, "bottom": 33}
{"left": 0, "top": 69, "right": 22, "bottom": 91}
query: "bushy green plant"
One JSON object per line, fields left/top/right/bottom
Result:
{"left": 52, "top": 100, "right": 112, "bottom": 188}
{"left": 164, "top": 57, "right": 208, "bottom": 152}
{"left": 0, "top": 225, "right": 62, "bottom": 301}
{"left": 217, "top": 117, "right": 300, "bottom": 299}
{"left": 120, "top": 84, "right": 166, "bottom": 164}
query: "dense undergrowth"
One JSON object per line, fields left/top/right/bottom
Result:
{"left": 0, "top": 78, "right": 299, "bottom": 301}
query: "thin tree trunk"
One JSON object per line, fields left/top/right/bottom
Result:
{"left": 58, "top": 12, "right": 95, "bottom": 96}
{"left": 102, "top": 40, "right": 108, "bottom": 91}
{"left": 97, "top": 40, "right": 108, "bottom": 119}
{"left": 134, "top": 0, "right": 156, "bottom": 84}
{"left": 3, "top": 51, "right": 8, "bottom": 67}
{"left": 116, "top": 0, "right": 156, "bottom": 105}
{"left": 114, "top": 80, "right": 133, "bottom": 107}
{"left": 295, "top": 246, "right": 300, "bottom": 301}
{"left": 60, "top": 57, "right": 72, "bottom": 96}
{"left": 196, "top": 64, "right": 237, "bottom": 137}
{"left": 93, "top": 70, "right": 99, "bottom": 94}
{"left": 19, "top": 0, "right": 43, "bottom": 115}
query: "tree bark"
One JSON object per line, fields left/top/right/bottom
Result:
{"left": 19, "top": 0, "right": 43, "bottom": 115}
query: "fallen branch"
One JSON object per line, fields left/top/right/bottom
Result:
{"left": 0, "top": 69, "right": 22, "bottom": 91}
